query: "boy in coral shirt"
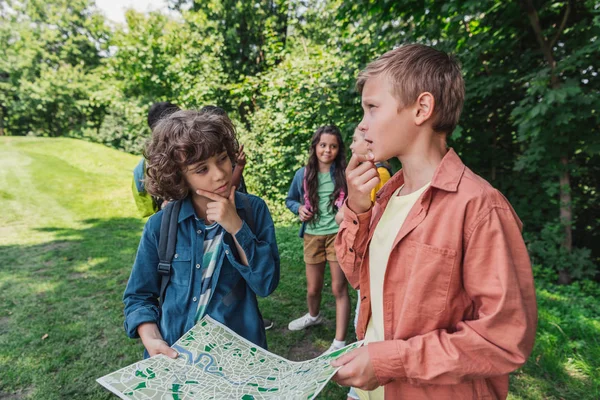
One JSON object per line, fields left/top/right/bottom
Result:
{"left": 332, "top": 44, "right": 537, "bottom": 400}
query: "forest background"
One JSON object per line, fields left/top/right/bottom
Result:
{"left": 2, "top": 0, "right": 599, "bottom": 283}
{"left": 1, "top": 0, "right": 599, "bottom": 398}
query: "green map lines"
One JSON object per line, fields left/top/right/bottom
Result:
{"left": 97, "top": 316, "right": 363, "bottom": 399}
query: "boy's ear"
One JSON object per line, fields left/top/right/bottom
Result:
{"left": 413, "top": 92, "right": 435, "bottom": 126}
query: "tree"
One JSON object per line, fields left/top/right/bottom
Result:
{"left": 513, "top": 0, "right": 600, "bottom": 283}
{"left": 334, "top": 0, "right": 599, "bottom": 281}
{"left": 0, "top": 0, "right": 109, "bottom": 136}
{"left": 168, "top": 0, "right": 290, "bottom": 123}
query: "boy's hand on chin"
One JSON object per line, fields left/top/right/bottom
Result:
{"left": 346, "top": 152, "right": 379, "bottom": 214}
{"left": 196, "top": 187, "right": 243, "bottom": 235}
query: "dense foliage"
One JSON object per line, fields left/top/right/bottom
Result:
{"left": 1, "top": 0, "right": 598, "bottom": 280}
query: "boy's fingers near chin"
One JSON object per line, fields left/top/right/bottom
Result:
{"left": 362, "top": 176, "right": 381, "bottom": 192}
{"left": 349, "top": 152, "right": 374, "bottom": 168}
{"left": 196, "top": 188, "right": 219, "bottom": 200}
{"left": 356, "top": 160, "right": 377, "bottom": 176}
{"left": 206, "top": 202, "right": 221, "bottom": 211}
{"left": 348, "top": 160, "right": 375, "bottom": 180}
{"left": 347, "top": 153, "right": 364, "bottom": 170}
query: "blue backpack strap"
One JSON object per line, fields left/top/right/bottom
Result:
{"left": 157, "top": 200, "right": 182, "bottom": 308}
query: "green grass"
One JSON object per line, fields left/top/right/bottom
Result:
{"left": 0, "top": 136, "right": 598, "bottom": 399}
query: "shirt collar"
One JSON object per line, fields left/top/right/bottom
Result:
{"left": 376, "top": 148, "right": 465, "bottom": 201}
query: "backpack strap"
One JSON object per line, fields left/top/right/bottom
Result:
{"left": 375, "top": 161, "right": 393, "bottom": 177}
{"left": 157, "top": 200, "right": 182, "bottom": 308}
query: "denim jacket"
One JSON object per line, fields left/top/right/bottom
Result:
{"left": 123, "top": 192, "right": 280, "bottom": 353}
{"left": 285, "top": 165, "right": 342, "bottom": 238}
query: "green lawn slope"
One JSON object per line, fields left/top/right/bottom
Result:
{"left": 0, "top": 137, "right": 598, "bottom": 399}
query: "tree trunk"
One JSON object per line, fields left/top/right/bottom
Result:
{"left": 522, "top": 0, "right": 574, "bottom": 283}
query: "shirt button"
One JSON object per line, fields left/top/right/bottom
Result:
{"left": 349, "top": 248, "right": 354, "bottom": 253}
{"left": 174, "top": 254, "right": 178, "bottom": 258}
{"left": 193, "top": 297, "right": 197, "bottom": 302}
{"left": 197, "top": 230, "right": 202, "bottom": 234}
{"left": 353, "top": 220, "right": 358, "bottom": 225}
{"left": 196, "top": 264, "right": 201, "bottom": 269}
{"left": 225, "top": 250, "right": 230, "bottom": 255}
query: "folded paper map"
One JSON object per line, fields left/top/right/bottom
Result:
{"left": 98, "top": 316, "right": 363, "bottom": 399}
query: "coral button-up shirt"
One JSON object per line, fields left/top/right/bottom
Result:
{"left": 335, "top": 148, "right": 537, "bottom": 400}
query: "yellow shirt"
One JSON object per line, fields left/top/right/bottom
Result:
{"left": 356, "top": 183, "right": 430, "bottom": 400}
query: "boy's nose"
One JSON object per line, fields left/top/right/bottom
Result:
{"left": 214, "top": 167, "right": 227, "bottom": 179}
{"left": 357, "top": 119, "right": 367, "bottom": 132}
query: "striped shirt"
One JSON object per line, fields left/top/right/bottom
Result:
{"left": 194, "top": 222, "right": 224, "bottom": 322}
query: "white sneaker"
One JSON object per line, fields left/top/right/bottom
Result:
{"left": 324, "top": 341, "right": 346, "bottom": 354}
{"left": 288, "top": 313, "right": 323, "bottom": 331}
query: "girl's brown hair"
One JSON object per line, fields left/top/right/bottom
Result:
{"left": 143, "top": 110, "right": 239, "bottom": 201}
{"left": 305, "top": 125, "right": 347, "bottom": 221}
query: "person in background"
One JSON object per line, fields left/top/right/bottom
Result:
{"left": 132, "top": 102, "right": 180, "bottom": 218}
{"left": 286, "top": 125, "right": 350, "bottom": 354}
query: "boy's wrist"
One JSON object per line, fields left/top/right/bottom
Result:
{"left": 138, "top": 322, "right": 162, "bottom": 342}
{"left": 347, "top": 196, "right": 372, "bottom": 214}
{"left": 229, "top": 217, "right": 244, "bottom": 235}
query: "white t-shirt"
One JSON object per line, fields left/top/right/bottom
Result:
{"left": 357, "top": 183, "right": 430, "bottom": 400}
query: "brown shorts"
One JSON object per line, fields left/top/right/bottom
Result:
{"left": 303, "top": 233, "right": 338, "bottom": 264}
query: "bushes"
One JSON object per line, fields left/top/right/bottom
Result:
{"left": 2, "top": 0, "right": 598, "bottom": 281}
{"left": 528, "top": 223, "right": 597, "bottom": 283}
{"left": 239, "top": 40, "right": 359, "bottom": 220}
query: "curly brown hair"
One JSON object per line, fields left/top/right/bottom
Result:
{"left": 143, "top": 110, "right": 239, "bottom": 201}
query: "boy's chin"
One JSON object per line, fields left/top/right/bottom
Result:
{"left": 367, "top": 150, "right": 381, "bottom": 162}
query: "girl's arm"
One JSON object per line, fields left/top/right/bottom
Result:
{"left": 285, "top": 169, "right": 303, "bottom": 215}
{"left": 231, "top": 144, "right": 246, "bottom": 189}
{"left": 232, "top": 165, "right": 244, "bottom": 189}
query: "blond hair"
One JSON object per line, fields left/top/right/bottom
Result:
{"left": 357, "top": 44, "right": 465, "bottom": 134}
